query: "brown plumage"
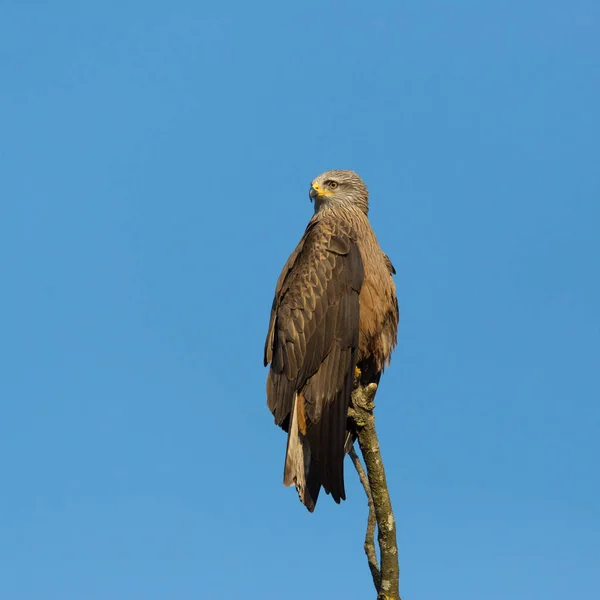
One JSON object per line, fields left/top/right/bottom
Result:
{"left": 264, "top": 170, "right": 398, "bottom": 511}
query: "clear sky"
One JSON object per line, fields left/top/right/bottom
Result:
{"left": 1, "top": 1, "right": 599, "bottom": 599}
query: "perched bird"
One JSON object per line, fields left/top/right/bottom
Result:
{"left": 264, "top": 170, "right": 398, "bottom": 511}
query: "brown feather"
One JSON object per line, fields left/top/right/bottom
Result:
{"left": 296, "top": 393, "right": 307, "bottom": 435}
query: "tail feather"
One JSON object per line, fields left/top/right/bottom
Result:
{"left": 284, "top": 394, "right": 321, "bottom": 511}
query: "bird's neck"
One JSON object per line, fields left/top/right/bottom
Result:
{"left": 313, "top": 198, "right": 369, "bottom": 217}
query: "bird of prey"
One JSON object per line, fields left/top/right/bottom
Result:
{"left": 264, "top": 170, "right": 398, "bottom": 511}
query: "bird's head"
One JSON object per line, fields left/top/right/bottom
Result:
{"left": 309, "top": 170, "right": 369, "bottom": 215}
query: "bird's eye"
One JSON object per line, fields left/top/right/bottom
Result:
{"left": 327, "top": 181, "right": 338, "bottom": 189}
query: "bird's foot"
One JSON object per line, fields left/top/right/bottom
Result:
{"left": 353, "top": 366, "right": 362, "bottom": 389}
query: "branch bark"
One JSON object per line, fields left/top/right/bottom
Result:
{"left": 349, "top": 382, "right": 400, "bottom": 600}
{"left": 348, "top": 446, "right": 380, "bottom": 589}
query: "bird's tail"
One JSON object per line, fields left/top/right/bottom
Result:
{"left": 283, "top": 394, "right": 321, "bottom": 512}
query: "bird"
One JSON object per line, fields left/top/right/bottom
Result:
{"left": 264, "top": 170, "right": 398, "bottom": 511}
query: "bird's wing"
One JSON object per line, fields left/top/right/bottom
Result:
{"left": 264, "top": 215, "right": 364, "bottom": 508}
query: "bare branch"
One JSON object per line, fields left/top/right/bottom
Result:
{"left": 349, "top": 446, "right": 380, "bottom": 589}
{"left": 349, "top": 383, "right": 400, "bottom": 600}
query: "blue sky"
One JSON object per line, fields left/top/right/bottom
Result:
{"left": 1, "top": 1, "right": 599, "bottom": 598}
